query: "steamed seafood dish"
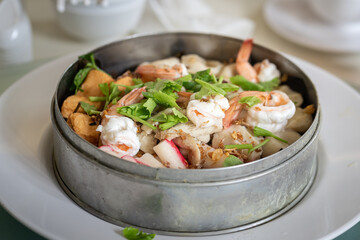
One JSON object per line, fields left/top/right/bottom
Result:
{"left": 61, "top": 39, "right": 314, "bottom": 169}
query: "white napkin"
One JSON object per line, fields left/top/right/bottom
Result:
{"left": 149, "top": 0, "right": 255, "bottom": 39}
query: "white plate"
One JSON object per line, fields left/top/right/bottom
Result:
{"left": 264, "top": 0, "right": 360, "bottom": 53}
{"left": 0, "top": 52, "right": 360, "bottom": 240}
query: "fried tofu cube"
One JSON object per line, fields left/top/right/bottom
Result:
{"left": 115, "top": 76, "right": 134, "bottom": 92}
{"left": 76, "top": 69, "right": 114, "bottom": 97}
{"left": 61, "top": 95, "right": 102, "bottom": 118}
{"left": 67, "top": 113, "right": 100, "bottom": 145}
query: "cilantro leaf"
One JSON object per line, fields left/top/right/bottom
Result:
{"left": 230, "top": 75, "right": 280, "bottom": 92}
{"left": 259, "top": 77, "right": 280, "bottom": 91}
{"left": 239, "top": 96, "right": 262, "bottom": 108}
{"left": 193, "top": 69, "right": 216, "bottom": 83}
{"left": 174, "top": 74, "right": 192, "bottom": 84}
{"left": 223, "top": 155, "right": 243, "bottom": 167}
{"left": 122, "top": 227, "right": 155, "bottom": 240}
{"left": 72, "top": 67, "right": 92, "bottom": 93}
{"left": 150, "top": 108, "right": 188, "bottom": 130}
{"left": 116, "top": 83, "right": 144, "bottom": 93}
{"left": 71, "top": 53, "right": 105, "bottom": 94}
{"left": 230, "top": 75, "right": 264, "bottom": 91}
{"left": 195, "top": 79, "right": 227, "bottom": 95}
{"left": 79, "top": 102, "right": 101, "bottom": 115}
{"left": 98, "top": 82, "right": 122, "bottom": 110}
{"left": 214, "top": 83, "right": 240, "bottom": 92}
{"left": 253, "top": 126, "right": 288, "bottom": 143}
{"left": 143, "top": 90, "right": 180, "bottom": 109}
{"left": 117, "top": 98, "right": 157, "bottom": 130}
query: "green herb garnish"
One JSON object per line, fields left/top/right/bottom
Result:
{"left": 230, "top": 75, "right": 280, "bottom": 92}
{"left": 79, "top": 102, "right": 101, "bottom": 115}
{"left": 224, "top": 144, "right": 253, "bottom": 150}
{"left": 122, "top": 226, "right": 155, "bottom": 240}
{"left": 71, "top": 53, "right": 104, "bottom": 94}
{"left": 143, "top": 90, "right": 180, "bottom": 109}
{"left": 239, "top": 96, "right": 262, "bottom": 108}
{"left": 193, "top": 69, "right": 216, "bottom": 83}
{"left": 249, "top": 139, "right": 270, "bottom": 153}
{"left": 223, "top": 155, "right": 243, "bottom": 167}
{"left": 150, "top": 108, "right": 188, "bottom": 130}
{"left": 98, "top": 82, "right": 122, "bottom": 110}
{"left": 253, "top": 126, "right": 288, "bottom": 143}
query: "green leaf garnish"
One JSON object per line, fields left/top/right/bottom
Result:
{"left": 98, "top": 82, "right": 122, "bottom": 110}
{"left": 253, "top": 126, "right": 288, "bottom": 143}
{"left": 118, "top": 111, "right": 156, "bottom": 130}
{"left": 71, "top": 53, "right": 106, "bottom": 94}
{"left": 150, "top": 108, "right": 188, "bottom": 130}
{"left": 214, "top": 83, "right": 240, "bottom": 92}
{"left": 143, "top": 91, "right": 180, "bottom": 109}
{"left": 239, "top": 96, "right": 262, "bottom": 108}
{"left": 117, "top": 98, "right": 157, "bottom": 130}
{"left": 79, "top": 102, "right": 101, "bottom": 115}
{"left": 224, "top": 144, "right": 253, "bottom": 150}
{"left": 89, "top": 96, "right": 106, "bottom": 102}
{"left": 175, "top": 74, "right": 192, "bottom": 84}
{"left": 249, "top": 139, "right": 270, "bottom": 153}
{"left": 122, "top": 226, "right": 155, "bottom": 240}
{"left": 259, "top": 77, "right": 280, "bottom": 91}
{"left": 223, "top": 155, "right": 243, "bottom": 167}
{"left": 193, "top": 69, "right": 216, "bottom": 83}
{"left": 116, "top": 83, "right": 144, "bottom": 93}
{"left": 132, "top": 78, "right": 143, "bottom": 85}
{"left": 230, "top": 75, "right": 280, "bottom": 92}
{"left": 195, "top": 79, "right": 227, "bottom": 95}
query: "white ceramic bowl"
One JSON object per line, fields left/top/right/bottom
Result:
{"left": 54, "top": 0, "right": 146, "bottom": 41}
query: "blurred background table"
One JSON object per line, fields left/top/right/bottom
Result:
{"left": 1, "top": 0, "right": 359, "bottom": 239}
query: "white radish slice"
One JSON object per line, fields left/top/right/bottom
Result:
{"left": 153, "top": 139, "right": 188, "bottom": 169}
{"left": 136, "top": 153, "right": 165, "bottom": 168}
{"left": 121, "top": 154, "right": 139, "bottom": 163}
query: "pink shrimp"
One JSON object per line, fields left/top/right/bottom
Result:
{"left": 236, "top": 39, "right": 258, "bottom": 83}
{"left": 135, "top": 64, "right": 187, "bottom": 82}
{"left": 236, "top": 39, "right": 280, "bottom": 83}
{"left": 106, "top": 86, "right": 147, "bottom": 116}
{"left": 223, "top": 90, "right": 295, "bottom": 132}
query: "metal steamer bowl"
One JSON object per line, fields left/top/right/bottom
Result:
{"left": 51, "top": 32, "right": 320, "bottom": 236}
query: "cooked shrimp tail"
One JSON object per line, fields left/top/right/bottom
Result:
{"left": 236, "top": 39, "right": 258, "bottom": 83}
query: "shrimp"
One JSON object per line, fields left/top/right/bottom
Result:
{"left": 236, "top": 39, "right": 258, "bottom": 82}
{"left": 235, "top": 39, "right": 280, "bottom": 83}
{"left": 135, "top": 57, "right": 189, "bottom": 82}
{"left": 106, "top": 86, "right": 146, "bottom": 116}
{"left": 223, "top": 90, "right": 296, "bottom": 132}
{"left": 186, "top": 94, "right": 230, "bottom": 129}
{"left": 97, "top": 87, "right": 146, "bottom": 157}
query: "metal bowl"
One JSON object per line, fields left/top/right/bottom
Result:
{"left": 51, "top": 32, "right": 320, "bottom": 236}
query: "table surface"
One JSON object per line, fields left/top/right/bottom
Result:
{"left": 0, "top": 0, "right": 359, "bottom": 239}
